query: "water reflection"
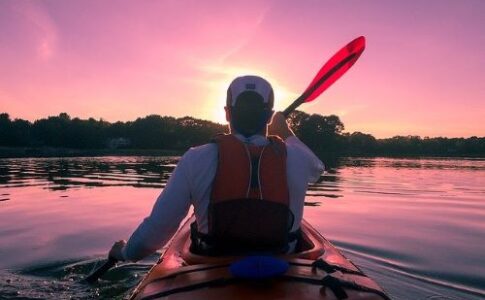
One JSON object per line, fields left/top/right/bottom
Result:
{"left": 1, "top": 156, "right": 484, "bottom": 201}
{"left": 339, "top": 157, "right": 485, "bottom": 171}
{"left": 1, "top": 156, "right": 485, "bottom": 299}
{"left": 0, "top": 156, "right": 346, "bottom": 200}
{"left": 0, "top": 157, "right": 178, "bottom": 190}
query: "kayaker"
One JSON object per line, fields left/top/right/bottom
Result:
{"left": 109, "top": 75, "right": 324, "bottom": 261}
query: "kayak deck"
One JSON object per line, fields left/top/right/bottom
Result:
{"left": 130, "top": 216, "right": 389, "bottom": 300}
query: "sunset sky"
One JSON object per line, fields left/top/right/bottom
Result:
{"left": 0, "top": 0, "right": 484, "bottom": 138}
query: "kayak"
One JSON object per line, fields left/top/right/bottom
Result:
{"left": 129, "top": 215, "right": 390, "bottom": 300}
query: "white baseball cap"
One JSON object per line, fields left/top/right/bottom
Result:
{"left": 226, "top": 75, "right": 274, "bottom": 108}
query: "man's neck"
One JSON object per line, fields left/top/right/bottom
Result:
{"left": 232, "top": 133, "right": 269, "bottom": 146}
{"left": 228, "top": 125, "right": 267, "bottom": 137}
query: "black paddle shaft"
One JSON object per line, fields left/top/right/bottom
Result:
{"left": 84, "top": 257, "right": 118, "bottom": 284}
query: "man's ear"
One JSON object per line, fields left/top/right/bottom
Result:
{"left": 224, "top": 106, "right": 231, "bottom": 122}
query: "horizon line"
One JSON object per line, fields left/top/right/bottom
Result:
{"left": 1, "top": 111, "right": 483, "bottom": 140}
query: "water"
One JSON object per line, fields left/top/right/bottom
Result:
{"left": 0, "top": 156, "right": 484, "bottom": 299}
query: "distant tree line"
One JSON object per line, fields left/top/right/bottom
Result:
{"left": 1, "top": 112, "right": 484, "bottom": 157}
{"left": 286, "top": 111, "right": 485, "bottom": 156}
{"left": 0, "top": 112, "right": 225, "bottom": 151}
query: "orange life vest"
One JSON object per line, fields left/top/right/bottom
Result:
{"left": 200, "top": 134, "right": 294, "bottom": 254}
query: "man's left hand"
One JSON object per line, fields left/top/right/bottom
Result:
{"left": 109, "top": 240, "right": 127, "bottom": 261}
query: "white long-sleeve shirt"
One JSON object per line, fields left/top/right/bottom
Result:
{"left": 122, "top": 134, "right": 324, "bottom": 261}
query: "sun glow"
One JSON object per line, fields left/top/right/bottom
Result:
{"left": 202, "top": 65, "right": 299, "bottom": 124}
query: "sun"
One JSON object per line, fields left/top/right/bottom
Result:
{"left": 203, "top": 66, "right": 298, "bottom": 124}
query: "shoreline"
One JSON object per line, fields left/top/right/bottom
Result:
{"left": 0, "top": 147, "right": 483, "bottom": 159}
{"left": 0, "top": 147, "right": 183, "bottom": 158}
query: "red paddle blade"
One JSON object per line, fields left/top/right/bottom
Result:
{"left": 303, "top": 36, "right": 366, "bottom": 103}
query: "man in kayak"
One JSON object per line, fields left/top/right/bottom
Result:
{"left": 109, "top": 75, "right": 324, "bottom": 261}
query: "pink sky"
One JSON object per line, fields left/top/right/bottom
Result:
{"left": 0, "top": 0, "right": 484, "bottom": 138}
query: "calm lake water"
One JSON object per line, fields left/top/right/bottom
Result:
{"left": 0, "top": 156, "right": 484, "bottom": 299}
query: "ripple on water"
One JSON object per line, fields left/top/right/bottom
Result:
{"left": 1, "top": 254, "right": 159, "bottom": 300}
{"left": 334, "top": 240, "right": 485, "bottom": 300}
